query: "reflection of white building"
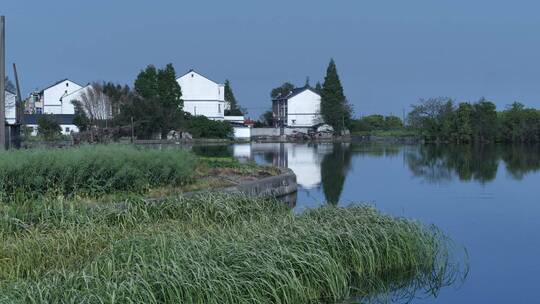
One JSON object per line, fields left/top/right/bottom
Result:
{"left": 250, "top": 143, "right": 332, "bottom": 189}
{"left": 287, "top": 144, "right": 323, "bottom": 189}
{"left": 233, "top": 143, "right": 252, "bottom": 159}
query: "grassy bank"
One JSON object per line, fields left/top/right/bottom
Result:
{"left": 0, "top": 195, "right": 462, "bottom": 303}
{"left": 0, "top": 145, "right": 197, "bottom": 201}
{"left": 0, "top": 145, "right": 277, "bottom": 202}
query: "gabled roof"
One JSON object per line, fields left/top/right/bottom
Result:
{"left": 24, "top": 114, "right": 75, "bottom": 125}
{"left": 39, "top": 78, "right": 83, "bottom": 93}
{"left": 176, "top": 69, "right": 223, "bottom": 85}
{"left": 4, "top": 89, "right": 16, "bottom": 96}
{"left": 273, "top": 87, "right": 320, "bottom": 101}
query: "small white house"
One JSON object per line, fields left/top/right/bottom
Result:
{"left": 24, "top": 114, "right": 79, "bottom": 136}
{"left": 272, "top": 87, "right": 322, "bottom": 128}
{"left": 4, "top": 90, "right": 17, "bottom": 125}
{"left": 176, "top": 69, "right": 225, "bottom": 120}
{"left": 35, "top": 79, "right": 84, "bottom": 115}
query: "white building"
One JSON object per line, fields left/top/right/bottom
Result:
{"left": 4, "top": 90, "right": 17, "bottom": 124}
{"left": 176, "top": 69, "right": 225, "bottom": 120}
{"left": 24, "top": 114, "right": 79, "bottom": 136}
{"left": 272, "top": 87, "right": 323, "bottom": 128}
{"left": 34, "top": 79, "right": 84, "bottom": 115}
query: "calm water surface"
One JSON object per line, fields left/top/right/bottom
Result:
{"left": 191, "top": 142, "right": 540, "bottom": 303}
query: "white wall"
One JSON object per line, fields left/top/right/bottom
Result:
{"left": 4, "top": 91, "right": 17, "bottom": 124}
{"left": 27, "top": 124, "right": 79, "bottom": 136}
{"left": 43, "top": 80, "right": 83, "bottom": 114}
{"left": 287, "top": 90, "right": 322, "bottom": 127}
{"left": 184, "top": 100, "right": 225, "bottom": 120}
{"left": 233, "top": 126, "right": 251, "bottom": 139}
{"left": 177, "top": 71, "right": 225, "bottom": 120}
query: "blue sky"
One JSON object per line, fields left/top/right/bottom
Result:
{"left": 2, "top": 0, "right": 540, "bottom": 118}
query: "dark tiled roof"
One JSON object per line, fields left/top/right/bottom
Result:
{"left": 24, "top": 114, "right": 75, "bottom": 125}
{"left": 39, "top": 79, "right": 83, "bottom": 93}
{"left": 176, "top": 69, "right": 222, "bottom": 85}
{"left": 273, "top": 87, "right": 319, "bottom": 101}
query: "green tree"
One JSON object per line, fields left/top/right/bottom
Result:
{"left": 103, "top": 82, "right": 131, "bottom": 121}
{"left": 472, "top": 98, "right": 498, "bottom": 142}
{"left": 224, "top": 80, "right": 244, "bottom": 116}
{"left": 37, "top": 115, "right": 62, "bottom": 140}
{"left": 500, "top": 102, "right": 540, "bottom": 142}
{"left": 455, "top": 102, "right": 473, "bottom": 142}
{"left": 314, "top": 82, "right": 322, "bottom": 94}
{"left": 72, "top": 100, "right": 90, "bottom": 132}
{"left": 321, "top": 59, "right": 351, "bottom": 132}
{"left": 383, "top": 115, "right": 404, "bottom": 130}
{"left": 270, "top": 82, "right": 295, "bottom": 99}
{"left": 123, "top": 64, "right": 183, "bottom": 139}
{"left": 258, "top": 110, "right": 274, "bottom": 127}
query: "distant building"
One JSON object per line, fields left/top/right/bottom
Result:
{"left": 24, "top": 114, "right": 78, "bottom": 136}
{"left": 176, "top": 69, "right": 225, "bottom": 120}
{"left": 272, "top": 87, "right": 322, "bottom": 128}
{"left": 30, "top": 79, "right": 85, "bottom": 115}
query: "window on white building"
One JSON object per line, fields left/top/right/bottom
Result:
{"left": 66, "top": 83, "right": 69, "bottom": 87}
{"left": 65, "top": 127, "right": 70, "bottom": 132}
{"left": 218, "top": 104, "right": 221, "bottom": 113}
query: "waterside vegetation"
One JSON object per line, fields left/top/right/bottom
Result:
{"left": 0, "top": 194, "right": 465, "bottom": 303}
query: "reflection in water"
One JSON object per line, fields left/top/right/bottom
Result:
{"left": 405, "top": 144, "right": 540, "bottom": 184}
{"left": 193, "top": 142, "right": 540, "bottom": 202}
{"left": 321, "top": 143, "right": 353, "bottom": 204}
{"left": 183, "top": 142, "right": 540, "bottom": 303}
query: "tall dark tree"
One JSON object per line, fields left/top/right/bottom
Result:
{"left": 304, "top": 76, "right": 310, "bottom": 88}
{"left": 321, "top": 59, "right": 351, "bottom": 132}
{"left": 224, "top": 80, "right": 244, "bottom": 116}
{"left": 270, "top": 82, "right": 295, "bottom": 99}
{"left": 72, "top": 101, "right": 90, "bottom": 132}
{"left": 123, "top": 64, "right": 183, "bottom": 139}
{"left": 314, "top": 81, "right": 322, "bottom": 94}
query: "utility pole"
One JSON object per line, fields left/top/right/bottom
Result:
{"left": 0, "top": 16, "right": 6, "bottom": 150}
{"left": 13, "top": 63, "right": 23, "bottom": 148}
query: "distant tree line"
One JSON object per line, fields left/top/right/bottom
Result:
{"left": 350, "top": 114, "right": 403, "bottom": 132}
{"left": 407, "top": 97, "right": 540, "bottom": 143}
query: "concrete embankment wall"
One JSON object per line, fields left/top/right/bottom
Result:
{"left": 220, "top": 168, "right": 297, "bottom": 198}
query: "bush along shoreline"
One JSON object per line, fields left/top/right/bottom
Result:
{"left": 0, "top": 194, "right": 467, "bottom": 303}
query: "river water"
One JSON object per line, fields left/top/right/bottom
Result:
{"left": 191, "top": 142, "right": 540, "bottom": 303}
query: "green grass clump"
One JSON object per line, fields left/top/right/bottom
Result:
{"left": 0, "top": 195, "right": 464, "bottom": 303}
{"left": 0, "top": 145, "right": 197, "bottom": 201}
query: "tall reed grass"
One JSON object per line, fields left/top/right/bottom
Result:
{"left": 0, "top": 195, "right": 465, "bottom": 303}
{"left": 0, "top": 145, "right": 196, "bottom": 201}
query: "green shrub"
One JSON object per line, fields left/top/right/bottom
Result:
{"left": 0, "top": 145, "right": 197, "bottom": 200}
{"left": 185, "top": 115, "right": 233, "bottom": 138}
{"left": 37, "top": 114, "right": 62, "bottom": 140}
